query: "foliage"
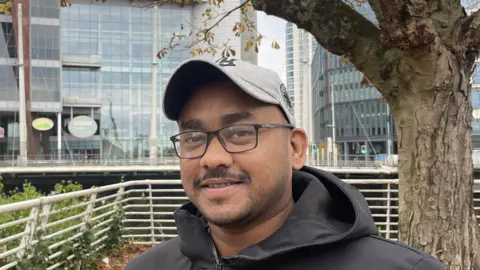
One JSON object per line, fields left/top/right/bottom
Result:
{"left": 15, "top": 230, "right": 51, "bottom": 270}
{"left": 103, "top": 209, "right": 126, "bottom": 258}
{"left": 0, "top": 181, "right": 43, "bottom": 251}
{"left": 0, "top": 0, "right": 12, "bottom": 16}
{"left": 0, "top": 178, "right": 128, "bottom": 270}
{"left": 61, "top": 223, "right": 99, "bottom": 270}
{"left": 162, "top": 0, "right": 282, "bottom": 59}
{"left": 60, "top": 0, "right": 281, "bottom": 59}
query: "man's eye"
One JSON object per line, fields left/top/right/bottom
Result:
{"left": 183, "top": 134, "right": 204, "bottom": 143}
{"left": 231, "top": 130, "right": 255, "bottom": 137}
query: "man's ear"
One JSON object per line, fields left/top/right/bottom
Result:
{"left": 290, "top": 128, "right": 308, "bottom": 170}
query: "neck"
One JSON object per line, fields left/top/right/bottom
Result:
{"left": 209, "top": 198, "right": 295, "bottom": 257}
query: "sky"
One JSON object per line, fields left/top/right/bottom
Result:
{"left": 256, "top": 12, "right": 287, "bottom": 84}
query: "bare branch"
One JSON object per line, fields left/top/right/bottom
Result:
{"left": 160, "top": 1, "right": 278, "bottom": 59}
{"left": 251, "top": 0, "right": 394, "bottom": 91}
{"left": 204, "top": 1, "right": 249, "bottom": 34}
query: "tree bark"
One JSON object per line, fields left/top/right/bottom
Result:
{"left": 390, "top": 69, "right": 480, "bottom": 269}
{"left": 252, "top": 0, "right": 480, "bottom": 268}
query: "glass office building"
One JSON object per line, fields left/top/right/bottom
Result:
{"left": 0, "top": 0, "right": 256, "bottom": 160}
{"left": 311, "top": 45, "right": 397, "bottom": 156}
{"left": 60, "top": 2, "right": 192, "bottom": 158}
{"left": 310, "top": 3, "right": 397, "bottom": 157}
{"left": 0, "top": 0, "right": 62, "bottom": 157}
{"left": 311, "top": 2, "right": 480, "bottom": 154}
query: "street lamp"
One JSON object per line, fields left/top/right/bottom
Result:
{"left": 325, "top": 83, "right": 337, "bottom": 166}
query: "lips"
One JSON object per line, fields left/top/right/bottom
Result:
{"left": 200, "top": 179, "right": 243, "bottom": 188}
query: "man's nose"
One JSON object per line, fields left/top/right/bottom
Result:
{"left": 199, "top": 136, "right": 233, "bottom": 169}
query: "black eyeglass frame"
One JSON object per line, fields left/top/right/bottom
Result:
{"left": 169, "top": 123, "right": 294, "bottom": 159}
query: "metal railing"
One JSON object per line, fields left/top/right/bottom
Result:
{"left": 0, "top": 154, "right": 180, "bottom": 167}
{"left": 0, "top": 179, "right": 478, "bottom": 269}
{"left": 0, "top": 154, "right": 393, "bottom": 168}
{"left": 3, "top": 152, "right": 480, "bottom": 168}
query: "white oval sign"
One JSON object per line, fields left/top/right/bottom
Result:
{"left": 32, "top": 117, "right": 54, "bottom": 131}
{"left": 68, "top": 116, "right": 97, "bottom": 138}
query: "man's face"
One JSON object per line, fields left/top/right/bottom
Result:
{"left": 177, "top": 81, "right": 306, "bottom": 227}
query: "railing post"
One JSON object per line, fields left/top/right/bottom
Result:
{"left": 114, "top": 187, "right": 125, "bottom": 212}
{"left": 385, "top": 182, "right": 391, "bottom": 239}
{"left": 82, "top": 190, "right": 98, "bottom": 230}
{"left": 17, "top": 204, "right": 40, "bottom": 258}
{"left": 39, "top": 203, "right": 51, "bottom": 230}
{"left": 148, "top": 184, "right": 155, "bottom": 244}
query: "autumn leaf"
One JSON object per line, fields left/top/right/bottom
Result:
{"left": 340, "top": 54, "right": 353, "bottom": 65}
{"left": 272, "top": 41, "right": 280, "bottom": 49}
{"left": 157, "top": 49, "right": 168, "bottom": 59}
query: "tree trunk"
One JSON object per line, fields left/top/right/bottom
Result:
{"left": 391, "top": 60, "right": 480, "bottom": 269}
{"left": 250, "top": 0, "right": 480, "bottom": 268}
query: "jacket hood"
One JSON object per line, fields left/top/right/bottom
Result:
{"left": 173, "top": 166, "right": 379, "bottom": 268}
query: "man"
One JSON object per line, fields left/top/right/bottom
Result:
{"left": 126, "top": 57, "right": 444, "bottom": 269}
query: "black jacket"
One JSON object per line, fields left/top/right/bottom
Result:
{"left": 126, "top": 166, "right": 444, "bottom": 269}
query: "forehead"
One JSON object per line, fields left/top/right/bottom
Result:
{"left": 177, "top": 81, "right": 279, "bottom": 129}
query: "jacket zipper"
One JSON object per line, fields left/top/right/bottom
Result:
{"left": 208, "top": 229, "right": 223, "bottom": 270}
{"left": 212, "top": 245, "right": 223, "bottom": 269}
{"left": 211, "top": 242, "right": 223, "bottom": 269}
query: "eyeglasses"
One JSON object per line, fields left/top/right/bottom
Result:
{"left": 170, "top": 123, "right": 294, "bottom": 159}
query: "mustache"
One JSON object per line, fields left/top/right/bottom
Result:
{"left": 194, "top": 167, "right": 250, "bottom": 188}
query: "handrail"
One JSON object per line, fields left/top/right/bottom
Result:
{"left": 0, "top": 178, "right": 477, "bottom": 269}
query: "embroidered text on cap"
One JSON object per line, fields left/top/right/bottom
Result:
{"left": 215, "top": 57, "right": 237, "bottom": 67}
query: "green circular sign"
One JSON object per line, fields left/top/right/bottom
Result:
{"left": 32, "top": 118, "right": 54, "bottom": 131}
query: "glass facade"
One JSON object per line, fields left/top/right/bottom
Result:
{"left": 0, "top": 19, "right": 18, "bottom": 104}
{"left": 0, "top": 1, "right": 200, "bottom": 159}
{"left": 0, "top": 0, "right": 62, "bottom": 156}
{"left": 30, "top": 0, "right": 62, "bottom": 110}
{"left": 0, "top": 1, "right": 17, "bottom": 155}
{"left": 310, "top": 4, "right": 396, "bottom": 156}
{"left": 59, "top": 2, "right": 192, "bottom": 158}
{"left": 311, "top": 45, "right": 396, "bottom": 156}
{"left": 285, "top": 22, "right": 294, "bottom": 101}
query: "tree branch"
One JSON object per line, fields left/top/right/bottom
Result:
{"left": 204, "top": 1, "right": 249, "bottom": 34}
{"left": 251, "top": 0, "right": 395, "bottom": 91}
{"left": 368, "top": 0, "right": 440, "bottom": 49}
{"left": 463, "top": 8, "right": 480, "bottom": 62}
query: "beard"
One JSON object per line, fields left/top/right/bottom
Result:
{"left": 188, "top": 169, "right": 288, "bottom": 229}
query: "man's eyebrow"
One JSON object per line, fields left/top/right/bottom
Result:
{"left": 221, "top": 111, "right": 254, "bottom": 126}
{"left": 178, "top": 119, "right": 205, "bottom": 131}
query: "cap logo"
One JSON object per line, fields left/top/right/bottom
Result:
{"left": 280, "top": 84, "right": 294, "bottom": 115}
{"left": 215, "top": 57, "right": 237, "bottom": 67}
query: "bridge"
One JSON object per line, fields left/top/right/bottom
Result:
{"left": 0, "top": 178, "right": 478, "bottom": 269}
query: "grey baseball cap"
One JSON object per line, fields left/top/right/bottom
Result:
{"left": 162, "top": 56, "right": 296, "bottom": 126}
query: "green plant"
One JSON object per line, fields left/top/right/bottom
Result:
{"left": 0, "top": 181, "right": 43, "bottom": 252}
{"left": 15, "top": 230, "right": 51, "bottom": 270}
{"left": 66, "top": 223, "right": 99, "bottom": 270}
{"left": 103, "top": 209, "right": 126, "bottom": 258}
{"left": 0, "top": 178, "right": 130, "bottom": 269}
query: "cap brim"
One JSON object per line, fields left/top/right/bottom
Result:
{"left": 162, "top": 59, "right": 279, "bottom": 121}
